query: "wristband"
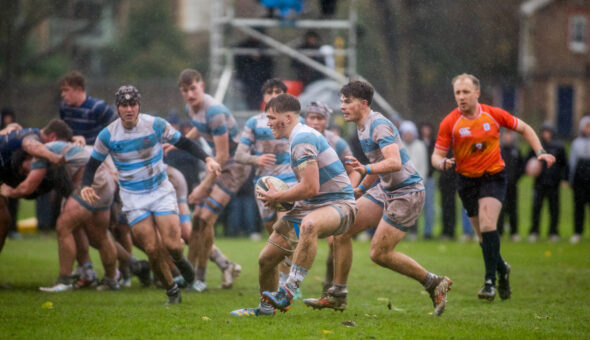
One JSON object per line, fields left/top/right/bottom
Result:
{"left": 536, "top": 149, "right": 547, "bottom": 156}
{"left": 437, "top": 158, "right": 445, "bottom": 170}
{"left": 365, "top": 164, "right": 372, "bottom": 174}
{"left": 358, "top": 184, "right": 367, "bottom": 192}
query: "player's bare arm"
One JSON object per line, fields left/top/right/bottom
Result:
{"left": 234, "top": 143, "right": 276, "bottom": 167}
{"left": 348, "top": 143, "right": 401, "bottom": 175}
{"left": 22, "top": 136, "right": 65, "bottom": 166}
{"left": 212, "top": 132, "right": 230, "bottom": 167}
{"left": 431, "top": 148, "right": 456, "bottom": 171}
{"left": 0, "top": 122, "right": 22, "bottom": 135}
{"left": 0, "top": 168, "right": 46, "bottom": 198}
{"left": 344, "top": 162, "right": 362, "bottom": 187}
{"left": 514, "top": 119, "right": 556, "bottom": 167}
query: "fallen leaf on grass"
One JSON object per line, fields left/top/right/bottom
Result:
{"left": 41, "top": 301, "right": 53, "bottom": 309}
{"left": 342, "top": 320, "right": 357, "bottom": 327}
{"left": 534, "top": 314, "right": 551, "bottom": 320}
{"left": 321, "top": 329, "right": 333, "bottom": 334}
{"left": 544, "top": 250, "right": 552, "bottom": 258}
{"left": 202, "top": 316, "right": 211, "bottom": 321}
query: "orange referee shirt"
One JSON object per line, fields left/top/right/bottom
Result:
{"left": 435, "top": 104, "right": 518, "bottom": 178}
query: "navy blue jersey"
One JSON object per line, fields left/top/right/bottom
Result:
{"left": 59, "top": 96, "right": 116, "bottom": 145}
{"left": 0, "top": 128, "right": 40, "bottom": 168}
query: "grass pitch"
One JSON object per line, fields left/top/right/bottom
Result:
{"left": 1, "top": 235, "right": 589, "bottom": 339}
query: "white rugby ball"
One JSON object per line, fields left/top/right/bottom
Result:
{"left": 255, "top": 176, "right": 294, "bottom": 212}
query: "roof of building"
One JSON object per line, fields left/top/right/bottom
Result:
{"left": 521, "top": 0, "right": 553, "bottom": 16}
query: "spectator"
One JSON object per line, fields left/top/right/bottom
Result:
{"left": 222, "top": 171, "right": 262, "bottom": 238}
{"left": 527, "top": 122, "right": 568, "bottom": 242}
{"left": 260, "top": 0, "right": 303, "bottom": 18}
{"left": 419, "top": 122, "right": 436, "bottom": 239}
{"left": 569, "top": 116, "right": 590, "bottom": 244}
{"left": 497, "top": 131, "right": 524, "bottom": 241}
{"left": 1, "top": 107, "right": 16, "bottom": 129}
{"left": 399, "top": 120, "right": 427, "bottom": 240}
{"left": 439, "top": 149, "right": 474, "bottom": 240}
{"left": 291, "top": 30, "right": 325, "bottom": 87}
{"left": 234, "top": 35, "right": 274, "bottom": 110}
{"left": 320, "top": 0, "right": 338, "bottom": 18}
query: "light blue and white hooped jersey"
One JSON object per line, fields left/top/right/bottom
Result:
{"left": 239, "top": 112, "right": 297, "bottom": 185}
{"left": 357, "top": 111, "right": 423, "bottom": 193}
{"left": 188, "top": 94, "right": 240, "bottom": 156}
{"left": 91, "top": 114, "right": 181, "bottom": 194}
{"left": 323, "top": 129, "right": 353, "bottom": 166}
{"left": 289, "top": 123, "right": 354, "bottom": 205}
{"left": 31, "top": 141, "right": 89, "bottom": 180}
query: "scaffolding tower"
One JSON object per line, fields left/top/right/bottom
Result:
{"left": 209, "top": 0, "right": 397, "bottom": 121}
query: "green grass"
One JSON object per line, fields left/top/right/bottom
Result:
{"left": 1, "top": 236, "right": 589, "bottom": 339}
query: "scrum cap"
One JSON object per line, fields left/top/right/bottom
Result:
{"left": 115, "top": 85, "right": 141, "bottom": 106}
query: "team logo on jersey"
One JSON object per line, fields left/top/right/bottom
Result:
{"left": 459, "top": 127, "right": 471, "bottom": 137}
{"left": 470, "top": 142, "right": 487, "bottom": 153}
{"left": 483, "top": 123, "right": 490, "bottom": 131}
{"left": 143, "top": 136, "right": 152, "bottom": 147}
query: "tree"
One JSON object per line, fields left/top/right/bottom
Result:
{"left": 101, "top": 0, "right": 192, "bottom": 79}
{"left": 0, "top": 0, "right": 110, "bottom": 106}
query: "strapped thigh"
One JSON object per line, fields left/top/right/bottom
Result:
{"left": 203, "top": 196, "right": 224, "bottom": 215}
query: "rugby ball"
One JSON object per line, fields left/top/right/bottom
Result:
{"left": 525, "top": 157, "right": 543, "bottom": 177}
{"left": 255, "top": 176, "right": 294, "bottom": 212}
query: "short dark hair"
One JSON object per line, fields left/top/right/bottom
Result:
{"left": 58, "top": 71, "right": 85, "bottom": 90}
{"left": 261, "top": 78, "right": 287, "bottom": 94}
{"left": 42, "top": 119, "right": 73, "bottom": 141}
{"left": 178, "top": 69, "right": 203, "bottom": 87}
{"left": 340, "top": 80, "right": 374, "bottom": 105}
{"left": 265, "top": 93, "right": 301, "bottom": 114}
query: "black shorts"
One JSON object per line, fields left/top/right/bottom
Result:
{"left": 456, "top": 170, "right": 507, "bottom": 217}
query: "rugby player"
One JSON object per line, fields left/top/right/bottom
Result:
{"left": 0, "top": 126, "right": 64, "bottom": 254}
{"left": 80, "top": 85, "right": 221, "bottom": 304}
{"left": 1, "top": 119, "right": 119, "bottom": 292}
{"left": 303, "top": 100, "right": 361, "bottom": 290}
{"left": 232, "top": 93, "right": 356, "bottom": 316}
{"left": 176, "top": 69, "right": 247, "bottom": 292}
{"left": 234, "top": 78, "right": 297, "bottom": 288}
{"left": 304, "top": 80, "right": 452, "bottom": 316}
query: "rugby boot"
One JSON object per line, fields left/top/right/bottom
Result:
{"left": 304, "top": 291, "right": 347, "bottom": 311}
{"left": 498, "top": 262, "right": 511, "bottom": 300}
{"left": 231, "top": 301, "right": 275, "bottom": 317}
{"left": 262, "top": 286, "right": 293, "bottom": 312}
{"left": 221, "top": 262, "right": 242, "bottom": 289}
{"left": 96, "top": 277, "right": 121, "bottom": 291}
{"left": 426, "top": 276, "right": 452, "bottom": 316}
{"left": 187, "top": 280, "right": 208, "bottom": 292}
{"left": 173, "top": 257, "right": 195, "bottom": 285}
{"left": 165, "top": 284, "right": 182, "bottom": 305}
{"left": 478, "top": 279, "right": 496, "bottom": 301}
{"left": 173, "top": 275, "right": 187, "bottom": 288}
{"left": 73, "top": 277, "right": 98, "bottom": 289}
{"left": 39, "top": 282, "right": 73, "bottom": 293}
{"left": 131, "top": 260, "right": 151, "bottom": 287}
